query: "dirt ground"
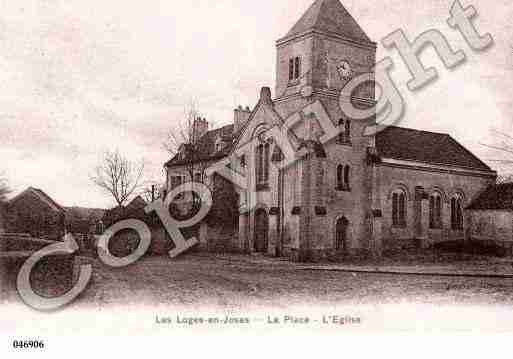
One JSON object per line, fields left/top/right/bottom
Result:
{"left": 71, "top": 253, "right": 513, "bottom": 310}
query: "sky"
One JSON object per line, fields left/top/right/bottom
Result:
{"left": 0, "top": 0, "right": 512, "bottom": 208}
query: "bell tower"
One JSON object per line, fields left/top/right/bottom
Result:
{"left": 275, "top": 0, "right": 377, "bottom": 101}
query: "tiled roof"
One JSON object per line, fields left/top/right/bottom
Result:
{"left": 375, "top": 126, "right": 493, "bottom": 172}
{"left": 126, "top": 196, "right": 147, "bottom": 210}
{"left": 282, "top": 0, "right": 372, "bottom": 43}
{"left": 467, "top": 183, "right": 513, "bottom": 211}
{"left": 165, "top": 124, "right": 236, "bottom": 167}
{"left": 9, "top": 187, "right": 64, "bottom": 213}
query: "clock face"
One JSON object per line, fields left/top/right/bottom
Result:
{"left": 338, "top": 60, "right": 353, "bottom": 79}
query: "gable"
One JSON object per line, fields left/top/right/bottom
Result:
{"left": 234, "top": 100, "right": 285, "bottom": 151}
{"left": 9, "top": 187, "right": 64, "bottom": 213}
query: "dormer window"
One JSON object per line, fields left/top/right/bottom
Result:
{"left": 288, "top": 56, "right": 301, "bottom": 82}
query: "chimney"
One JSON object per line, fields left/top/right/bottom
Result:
{"left": 193, "top": 117, "right": 208, "bottom": 142}
{"left": 234, "top": 105, "right": 251, "bottom": 134}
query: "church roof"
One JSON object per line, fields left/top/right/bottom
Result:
{"left": 375, "top": 126, "right": 493, "bottom": 172}
{"left": 467, "top": 183, "right": 513, "bottom": 211}
{"left": 282, "top": 0, "right": 373, "bottom": 43}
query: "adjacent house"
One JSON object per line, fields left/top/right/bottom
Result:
{"left": 467, "top": 183, "right": 513, "bottom": 248}
{"left": 164, "top": 0, "right": 497, "bottom": 262}
{"left": 4, "top": 187, "right": 66, "bottom": 241}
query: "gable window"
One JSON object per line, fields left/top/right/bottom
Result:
{"left": 345, "top": 120, "right": 351, "bottom": 143}
{"left": 264, "top": 143, "right": 270, "bottom": 183}
{"left": 392, "top": 190, "right": 407, "bottom": 227}
{"left": 256, "top": 143, "right": 270, "bottom": 190}
{"left": 429, "top": 193, "right": 443, "bottom": 229}
{"left": 338, "top": 119, "right": 345, "bottom": 144}
{"left": 337, "top": 118, "right": 351, "bottom": 144}
{"left": 451, "top": 195, "right": 464, "bottom": 230}
{"left": 289, "top": 56, "right": 302, "bottom": 82}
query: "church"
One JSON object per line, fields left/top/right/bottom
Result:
{"left": 165, "top": 0, "right": 497, "bottom": 261}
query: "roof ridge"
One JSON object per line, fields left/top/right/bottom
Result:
{"left": 380, "top": 125, "right": 451, "bottom": 137}
{"left": 283, "top": 0, "right": 372, "bottom": 43}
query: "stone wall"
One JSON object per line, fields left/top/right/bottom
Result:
{"left": 468, "top": 210, "right": 513, "bottom": 244}
{"left": 376, "top": 163, "right": 494, "bottom": 251}
{"left": 0, "top": 234, "right": 75, "bottom": 302}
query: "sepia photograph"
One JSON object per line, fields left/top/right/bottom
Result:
{"left": 1, "top": 0, "right": 513, "bottom": 355}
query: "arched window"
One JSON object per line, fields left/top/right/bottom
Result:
{"left": 338, "top": 119, "right": 345, "bottom": 144}
{"left": 256, "top": 144, "right": 263, "bottom": 183}
{"left": 392, "top": 190, "right": 407, "bottom": 227}
{"left": 429, "top": 192, "right": 443, "bottom": 229}
{"left": 451, "top": 195, "right": 464, "bottom": 230}
{"left": 337, "top": 165, "right": 344, "bottom": 190}
{"left": 255, "top": 142, "right": 269, "bottom": 190}
{"left": 345, "top": 120, "right": 351, "bottom": 143}
{"left": 264, "top": 143, "right": 270, "bottom": 182}
{"left": 344, "top": 165, "right": 350, "bottom": 190}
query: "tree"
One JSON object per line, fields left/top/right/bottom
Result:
{"left": 481, "top": 129, "right": 513, "bottom": 182}
{"left": 0, "top": 172, "right": 10, "bottom": 203}
{"left": 140, "top": 183, "right": 162, "bottom": 203}
{"left": 90, "top": 150, "right": 145, "bottom": 207}
{"left": 163, "top": 100, "right": 209, "bottom": 185}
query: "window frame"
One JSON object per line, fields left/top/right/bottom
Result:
{"left": 288, "top": 56, "right": 302, "bottom": 84}
{"left": 451, "top": 196, "right": 464, "bottom": 230}
{"left": 392, "top": 190, "right": 407, "bottom": 228}
{"left": 429, "top": 192, "right": 443, "bottom": 229}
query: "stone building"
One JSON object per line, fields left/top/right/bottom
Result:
{"left": 165, "top": 0, "right": 497, "bottom": 261}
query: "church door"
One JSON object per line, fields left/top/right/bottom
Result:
{"left": 254, "top": 209, "right": 269, "bottom": 253}
{"left": 336, "top": 217, "right": 349, "bottom": 253}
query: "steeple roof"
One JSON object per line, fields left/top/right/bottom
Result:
{"left": 283, "top": 0, "right": 372, "bottom": 43}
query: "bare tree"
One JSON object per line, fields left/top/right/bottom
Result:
{"left": 163, "top": 100, "right": 209, "bottom": 185}
{"left": 140, "top": 182, "right": 163, "bottom": 203}
{"left": 90, "top": 150, "right": 145, "bottom": 207}
{"left": 0, "top": 172, "right": 10, "bottom": 203}
{"left": 481, "top": 129, "right": 513, "bottom": 182}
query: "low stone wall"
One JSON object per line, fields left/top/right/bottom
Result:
{"left": 0, "top": 234, "right": 75, "bottom": 303}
